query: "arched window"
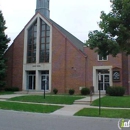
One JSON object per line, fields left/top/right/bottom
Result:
{"left": 39, "top": 18, "right": 50, "bottom": 62}
{"left": 27, "top": 20, "right": 37, "bottom": 63}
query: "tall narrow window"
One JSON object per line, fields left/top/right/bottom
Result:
{"left": 27, "top": 20, "right": 37, "bottom": 63}
{"left": 39, "top": 19, "right": 50, "bottom": 62}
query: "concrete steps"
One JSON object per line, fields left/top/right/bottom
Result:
{"left": 15, "top": 91, "right": 51, "bottom": 95}
{"left": 73, "top": 96, "right": 92, "bottom": 105}
{"left": 73, "top": 100, "right": 91, "bottom": 105}
{"left": 73, "top": 95, "right": 105, "bottom": 105}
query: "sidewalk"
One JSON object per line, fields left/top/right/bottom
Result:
{"left": 0, "top": 94, "right": 100, "bottom": 116}
{"left": 0, "top": 94, "right": 129, "bottom": 116}
{"left": 51, "top": 104, "right": 87, "bottom": 116}
{"left": 0, "top": 94, "right": 27, "bottom": 99}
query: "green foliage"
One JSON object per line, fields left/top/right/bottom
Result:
{"left": 9, "top": 95, "right": 85, "bottom": 105}
{"left": 0, "top": 10, "right": 10, "bottom": 88}
{"left": 5, "top": 87, "right": 19, "bottom": 92}
{"left": 92, "top": 96, "right": 130, "bottom": 108}
{"left": 106, "top": 86, "right": 125, "bottom": 96}
{"left": 81, "top": 87, "right": 90, "bottom": 95}
{"left": 75, "top": 108, "right": 130, "bottom": 118}
{"left": 0, "top": 91, "right": 14, "bottom": 95}
{"left": 0, "top": 101, "right": 62, "bottom": 113}
{"left": 106, "top": 86, "right": 110, "bottom": 94}
{"left": 53, "top": 88, "right": 58, "bottom": 94}
{"left": 86, "top": 0, "right": 130, "bottom": 57}
{"left": 87, "top": 30, "right": 119, "bottom": 58}
{"left": 68, "top": 89, "right": 75, "bottom": 95}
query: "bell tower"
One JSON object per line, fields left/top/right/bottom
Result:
{"left": 35, "top": 0, "right": 50, "bottom": 18}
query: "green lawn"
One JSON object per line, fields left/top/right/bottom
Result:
{"left": 75, "top": 108, "right": 130, "bottom": 118}
{"left": 8, "top": 95, "right": 85, "bottom": 104}
{"left": 0, "top": 101, "right": 62, "bottom": 113}
{"left": 0, "top": 91, "right": 14, "bottom": 95}
{"left": 91, "top": 96, "right": 130, "bottom": 108}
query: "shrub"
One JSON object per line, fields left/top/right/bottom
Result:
{"left": 69, "top": 89, "right": 75, "bottom": 95}
{"left": 81, "top": 87, "right": 90, "bottom": 95}
{"left": 106, "top": 86, "right": 125, "bottom": 96}
{"left": 5, "top": 87, "right": 19, "bottom": 92}
{"left": 106, "top": 86, "right": 110, "bottom": 94}
{"left": 53, "top": 88, "right": 58, "bottom": 94}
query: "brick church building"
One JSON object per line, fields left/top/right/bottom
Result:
{"left": 4, "top": 0, "right": 130, "bottom": 94}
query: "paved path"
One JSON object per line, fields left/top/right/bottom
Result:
{"left": 51, "top": 104, "right": 87, "bottom": 116}
{"left": 0, "top": 94, "right": 100, "bottom": 116}
{"left": 0, "top": 94, "right": 129, "bottom": 116}
{"left": 75, "top": 95, "right": 104, "bottom": 102}
{"left": 0, "top": 94, "right": 27, "bottom": 99}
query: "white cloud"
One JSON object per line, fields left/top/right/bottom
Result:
{"left": 0, "top": 0, "right": 111, "bottom": 45}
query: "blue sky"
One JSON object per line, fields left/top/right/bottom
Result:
{"left": 0, "top": 0, "right": 111, "bottom": 45}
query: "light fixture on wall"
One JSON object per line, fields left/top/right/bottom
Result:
{"left": 71, "top": 67, "right": 76, "bottom": 70}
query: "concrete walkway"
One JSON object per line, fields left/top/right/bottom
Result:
{"left": 51, "top": 95, "right": 106, "bottom": 116}
{"left": 0, "top": 94, "right": 129, "bottom": 116}
{"left": 51, "top": 104, "right": 87, "bottom": 116}
{"left": 0, "top": 94, "right": 27, "bottom": 99}
{"left": 0, "top": 94, "right": 102, "bottom": 116}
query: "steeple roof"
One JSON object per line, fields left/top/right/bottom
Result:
{"left": 35, "top": 0, "right": 50, "bottom": 18}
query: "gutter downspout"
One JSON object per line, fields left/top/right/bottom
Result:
{"left": 85, "top": 56, "right": 87, "bottom": 88}
{"left": 64, "top": 37, "right": 67, "bottom": 93}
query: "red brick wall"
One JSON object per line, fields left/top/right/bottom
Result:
{"left": 65, "top": 40, "right": 87, "bottom": 93}
{"left": 5, "top": 18, "right": 129, "bottom": 95}
{"left": 4, "top": 45, "right": 13, "bottom": 88}
{"left": 4, "top": 31, "right": 24, "bottom": 90}
{"left": 51, "top": 26, "right": 66, "bottom": 93}
{"left": 52, "top": 26, "right": 87, "bottom": 94}
{"left": 84, "top": 47, "right": 123, "bottom": 87}
{"left": 122, "top": 53, "right": 129, "bottom": 94}
{"left": 5, "top": 24, "right": 87, "bottom": 94}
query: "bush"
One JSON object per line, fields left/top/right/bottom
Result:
{"left": 69, "top": 89, "right": 75, "bottom": 95}
{"left": 81, "top": 87, "right": 90, "bottom": 95}
{"left": 5, "top": 87, "right": 19, "bottom": 92}
{"left": 106, "top": 86, "right": 110, "bottom": 94}
{"left": 53, "top": 88, "right": 58, "bottom": 94}
{"left": 106, "top": 86, "right": 125, "bottom": 96}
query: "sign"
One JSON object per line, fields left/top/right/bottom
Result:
{"left": 118, "top": 119, "right": 130, "bottom": 130}
{"left": 98, "top": 73, "right": 101, "bottom": 81}
{"left": 113, "top": 71, "right": 120, "bottom": 81}
{"left": 32, "top": 65, "right": 41, "bottom": 67}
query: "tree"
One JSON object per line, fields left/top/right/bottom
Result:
{"left": 0, "top": 10, "right": 10, "bottom": 88}
{"left": 86, "top": 0, "right": 130, "bottom": 57}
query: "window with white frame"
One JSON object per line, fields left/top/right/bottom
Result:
{"left": 26, "top": 17, "right": 50, "bottom": 63}
{"left": 27, "top": 20, "right": 37, "bottom": 63}
{"left": 98, "top": 55, "right": 108, "bottom": 61}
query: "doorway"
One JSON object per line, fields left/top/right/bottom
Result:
{"left": 98, "top": 73, "right": 110, "bottom": 91}
{"left": 27, "top": 71, "right": 36, "bottom": 90}
{"left": 93, "top": 66, "right": 112, "bottom": 93}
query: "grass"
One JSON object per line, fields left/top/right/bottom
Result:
{"left": 0, "top": 101, "right": 62, "bottom": 113}
{"left": 0, "top": 91, "right": 14, "bottom": 95}
{"left": 75, "top": 108, "right": 130, "bottom": 118}
{"left": 8, "top": 95, "right": 85, "bottom": 104}
{"left": 91, "top": 96, "right": 130, "bottom": 108}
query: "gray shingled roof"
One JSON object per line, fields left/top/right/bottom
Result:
{"left": 49, "top": 19, "right": 84, "bottom": 51}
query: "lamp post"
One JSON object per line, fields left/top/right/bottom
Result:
{"left": 43, "top": 78, "right": 46, "bottom": 99}
{"left": 98, "top": 72, "right": 101, "bottom": 115}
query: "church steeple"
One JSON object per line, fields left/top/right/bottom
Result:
{"left": 35, "top": 0, "right": 50, "bottom": 18}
